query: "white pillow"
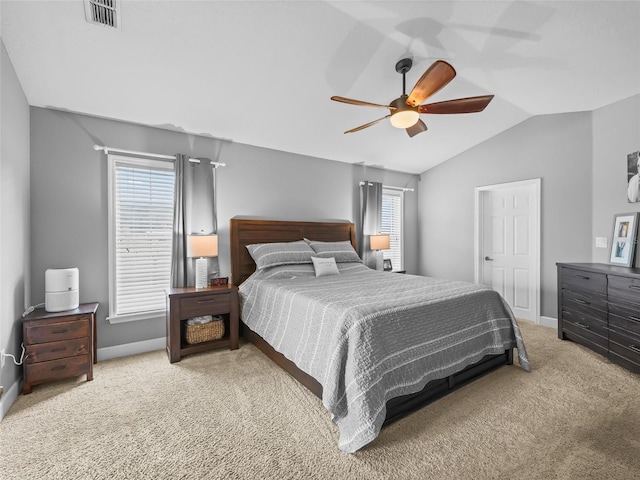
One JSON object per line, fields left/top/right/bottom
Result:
{"left": 311, "top": 257, "right": 340, "bottom": 277}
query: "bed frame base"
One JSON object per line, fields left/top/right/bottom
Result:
{"left": 242, "top": 321, "right": 513, "bottom": 426}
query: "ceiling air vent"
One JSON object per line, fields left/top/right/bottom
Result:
{"left": 84, "top": 0, "right": 120, "bottom": 29}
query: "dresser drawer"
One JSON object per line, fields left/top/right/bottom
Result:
{"left": 24, "top": 318, "right": 90, "bottom": 344}
{"left": 560, "top": 267, "right": 607, "bottom": 295}
{"left": 562, "top": 290, "right": 607, "bottom": 320}
{"left": 179, "top": 292, "right": 231, "bottom": 319}
{"left": 24, "top": 337, "right": 89, "bottom": 364}
{"left": 609, "top": 303, "right": 640, "bottom": 337}
{"left": 24, "top": 355, "right": 90, "bottom": 384}
{"left": 562, "top": 308, "right": 608, "bottom": 347}
{"left": 609, "top": 329, "right": 640, "bottom": 366}
{"left": 608, "top": 275, "right": 640, "bottom": 307}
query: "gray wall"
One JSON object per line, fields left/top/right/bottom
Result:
{"left": 418, "top": 111, "right": 594, "bottom": 319}
{"left": 592, "top": 94, "right": 640, "bottom": 263}
{"left": 0, "top": 39, "right": 30, "bottom": 418}
{"left": 29, "top": 107, "right": 419, "bottom": 350}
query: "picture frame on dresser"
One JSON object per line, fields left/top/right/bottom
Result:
{"left": 609, "top": 212, "right": 639, "bottom": 268}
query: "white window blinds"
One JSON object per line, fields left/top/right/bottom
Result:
{"left": 381, "top": 189, "right": 403, "bottom": 270}
{"left": 108, "top": 155, "right": 175, "bottom": 322}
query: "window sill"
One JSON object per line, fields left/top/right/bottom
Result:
{"left": 107, "top": 310, "right": 165, "bottom": 324}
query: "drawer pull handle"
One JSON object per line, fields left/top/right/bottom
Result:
{"left": 51, "top": 347, "right": 67, "bottom": 353}
{"left": 630, "top": 345, "right": 640, "bottom": 354}
{"left": 573, "top": 299, "right": 589, "bottom": 305}
{"left": 197, "top": 299, "right": 217, "bottom": 304}
{"left": 51, "top": 329, "right": 68, "bottom": 334}
{"left": 51, "top": 365, "right": 66, "bottom": 371}
{"left": 627, "top": 315, "right": 640, "bottom": 323}
{"left": 629, "top": 285, "right": 640, "bottom": 290}
{"left": 575, "top": 321, "right": 590, "bottom": 330}
{"left": 575, "top": 275, "right": 590, "bottom": 280}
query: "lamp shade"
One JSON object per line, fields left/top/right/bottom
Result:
{"left": 370, "top": 234, "right": 390, "bottom": 250}
{"left": 187, "top": 235, "right": 218, "bottom": 258}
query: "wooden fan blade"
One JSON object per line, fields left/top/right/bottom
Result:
{"left": 344, "top": 115, "right": 391, "bottom": 134}
{"left": 331, "top": 96, "right": 394, "bottom": 109}
{"left": 418, "top": 95, "right": 495, "bottom": 114}
{"left": 406, "top": 119, "right": 428, "bottom": 138}
{"left": 406, "top": 60, "right": 457, "bottom": 107}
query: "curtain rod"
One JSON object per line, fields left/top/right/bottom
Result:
{"left": 359, "top": 181, "right": 414, "bottom": 192}
{"left": 93, "top": 145, "right": 226, "bottom": 168}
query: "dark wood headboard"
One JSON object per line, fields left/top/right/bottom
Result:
{"left": 230, "top": 218, "right": 357, "bottom": 286}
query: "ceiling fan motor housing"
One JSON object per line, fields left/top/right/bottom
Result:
{"left": 389, "top": 95, "right": 419, "bottom": 128}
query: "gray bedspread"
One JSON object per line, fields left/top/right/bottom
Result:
{"left": 239, "top": 263, "right": 530, "bottom": 453}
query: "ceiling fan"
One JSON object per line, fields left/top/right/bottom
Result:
{"left": 330, "top": 58, "right": 494, "bottom": 137}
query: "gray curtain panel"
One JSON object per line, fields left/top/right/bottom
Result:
{"left": 358, "top": 181, "right": 382, "bottom": 268}
{"left": 170, "top": 155, "right": 219, "bottom": 288}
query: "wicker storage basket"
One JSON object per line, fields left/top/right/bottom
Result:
{"left": 184, "top": 317, "right": 225, "bottom": 344}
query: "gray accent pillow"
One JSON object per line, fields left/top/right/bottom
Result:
{"left": 311, "top": 257, "right": 340, "bottom": 277}
{"left": 304, "top": 239, "right": 362, "bottom": 263}
{"left": 246, "top": 240, "right": 315, "bottom": 269}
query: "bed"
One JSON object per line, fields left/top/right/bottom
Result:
{"left": 230, "top": 218, "right": 530, "bottom": 453}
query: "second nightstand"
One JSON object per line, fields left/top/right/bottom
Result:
{"left": 165, "top": 285, "right": 239, "bottom": 363}
{"left": 22, "top": 303, "right": 98, "bottom": 394}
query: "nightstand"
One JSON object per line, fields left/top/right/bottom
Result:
{"left": 165, "top": 285, "right": 239, "bottom": 363}
{"left": 22, "top": 303, "right": 98, "bottom": 394}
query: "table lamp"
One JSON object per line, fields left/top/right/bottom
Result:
{"left": 369, "top": 234, "right": 390, "bottom": 271}
{"left": 187, "top": 234, "right": 218, "bottom": 288}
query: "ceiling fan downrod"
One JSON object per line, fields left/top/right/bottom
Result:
{"left": 395, "top": 58, "right": 413, "bottom": 96}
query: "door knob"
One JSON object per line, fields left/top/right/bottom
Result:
{"left": 484, "top": 256, "right": 494, "bottom": 261}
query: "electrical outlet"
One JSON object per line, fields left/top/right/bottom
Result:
{"left": 1, "top": 349, "right": 5, "bottom": 368}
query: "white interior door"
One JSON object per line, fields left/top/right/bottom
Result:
{"left": 475, "top": 179, "right": 540, "bottom": 323}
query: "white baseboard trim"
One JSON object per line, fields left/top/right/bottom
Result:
{"left": 0, "top": 377, "right": 22, "bottom": 421}
{"left": 97, "top": 337, "right": 166, "bottom": 362}
{"left": 539, "top": 315, "right": 557, "bottom": 329}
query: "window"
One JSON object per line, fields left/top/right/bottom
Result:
{"left": 380, "top": 188, "right": 403, "bottom": 270}
{"left": 107, "top": 155, "right": 175, "bottom": 323}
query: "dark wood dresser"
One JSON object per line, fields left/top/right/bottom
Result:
{"left": 557, "top": 263, "right": 640, "bottom": 373}
{"left": 22, "top": 303, "right": 98, "bottom": 394}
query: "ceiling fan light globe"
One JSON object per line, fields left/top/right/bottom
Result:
{"left": 390, "top": 110, "right": 420, "bottom": 129}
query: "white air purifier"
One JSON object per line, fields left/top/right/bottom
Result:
{"left": 45, "top": 268, "right": 79, "bottom": 312}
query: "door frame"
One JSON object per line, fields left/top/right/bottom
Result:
{"left": 473, "top": 178, "right": 541, "bottom": 324}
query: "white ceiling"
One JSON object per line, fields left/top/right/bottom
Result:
{"left": 1, "top": 1, "right": 639, "bottom": 174}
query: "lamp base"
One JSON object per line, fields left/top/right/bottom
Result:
{"left": 195, "top": 257, "right": 208, "bottom": 288}
{"left": 375, "top": 251, "right": 384, "bottom": 271}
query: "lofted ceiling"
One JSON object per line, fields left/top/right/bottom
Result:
{"left": 1, "top": 0, "right": 639, "bottom": 174}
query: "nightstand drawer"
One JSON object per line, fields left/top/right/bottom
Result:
{"left": 24, "top": 355, "right": 90, "bottom": 384}
{"left": 24, "top": 318, "right": 90, "bottom": 344}
{"left": 179, "top": 293, "right": 231, "bottom": 318}
{"left": 25, "top": 337, "right": 89, "bottom": 364}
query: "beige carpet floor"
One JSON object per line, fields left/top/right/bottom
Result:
{"left": 1, "top": 321, "right": 639, "bottom": 480}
